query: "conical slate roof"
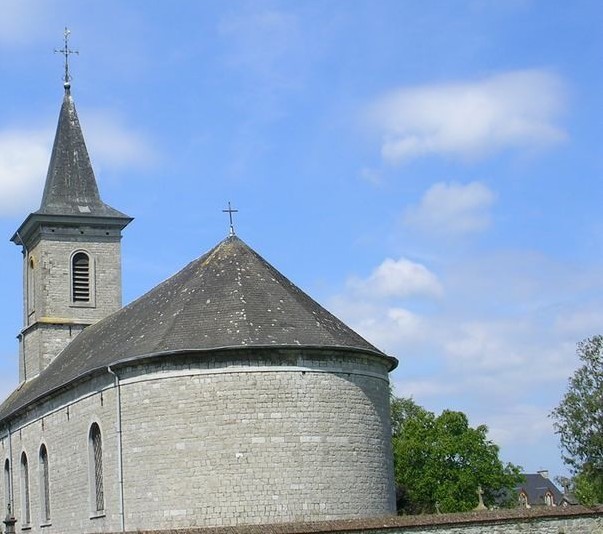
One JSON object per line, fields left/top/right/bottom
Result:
{"left": 36, "top": 87, "right": 127, "bottom": 218}
{"left": 0, "top": 236, "right": 396, "bottom": 420}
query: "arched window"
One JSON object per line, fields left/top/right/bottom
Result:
{"left": 20, "top": 452, "right": 30, "bottom": 526}
{"left": 89, "top": 424, "right": 104, "bottom": 513}
{"left": 39, "top": 445, "right": 50, "bottom": 522}
{"left": 27, "top": 256, "right": 35, "bottom": 314}
{"left": 72, "top": 252, "right": 91, "bottom": 303}
{"left": 4, "top": 459, "right": 10, "bottom": 516}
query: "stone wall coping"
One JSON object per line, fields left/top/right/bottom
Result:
{"left": 117, "top": 506, "right": 603, "bottom": 534}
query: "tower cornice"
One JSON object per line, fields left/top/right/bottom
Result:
{"left": 11, "top": 212, "right": 132, "bottom": 249}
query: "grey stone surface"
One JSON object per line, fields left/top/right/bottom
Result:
{"left": 17, "top": 231, "right": 123, "bottom": 382}
{"left": 108, "top": 507, "right": 603, "bottom": 533}
{"left": 0, "top": 351, "right": 395, "bottom": 533}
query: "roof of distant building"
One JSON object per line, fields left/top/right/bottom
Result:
{"left": 518, "top": 473, "right": 565, "bottom": 506}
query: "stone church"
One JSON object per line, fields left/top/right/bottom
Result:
{"left": 0, "top": 77, "right": 397, "bottom": 532}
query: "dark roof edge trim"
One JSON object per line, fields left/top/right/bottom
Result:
{"left": 110, "top": 344, "right": 398, "bottom": 372}
{"left": 0, "top": 344, "right": 397, "bottom": 424}
{"left": 12, "top": 212, "right": 133, "bottom": 245}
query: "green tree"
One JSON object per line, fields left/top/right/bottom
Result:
{"left": 551, "top": 335, "right": 603, "bottom": 505}
{"left": 391, "top": 396, "right": 523, "bottom": 514}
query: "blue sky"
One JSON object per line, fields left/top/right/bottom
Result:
{"left": 0, "top": 0, "right": 602, "bottom": 480}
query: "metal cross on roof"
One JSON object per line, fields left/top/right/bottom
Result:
{"left": 222, "top": 202, "right": 239, "bottom": 237}
{"left": 54, "top": 27, "right": 79, "bottom": 88}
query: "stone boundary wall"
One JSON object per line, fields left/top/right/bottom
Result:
{"left": 116, "top": 506, "right": 603, "bottom": 534}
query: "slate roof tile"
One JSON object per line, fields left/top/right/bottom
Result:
{"left": 37, "top": 88, "right": 128, "bottom": 219}
{"left": 0, "top": 236, "right": 396, "bottom": 421}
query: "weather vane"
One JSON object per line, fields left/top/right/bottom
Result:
{"left": 222, "top": 202, "right": 239, "bottom": 237}
{"left": 54, "top": 27, "right": 79, "bottom": 88}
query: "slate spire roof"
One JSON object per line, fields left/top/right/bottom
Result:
{"left": 11, "top": 86, "right": 131, "bottom": 246}
{"left": 37, "top": 86, "right": 128, "bottom": 218}
{"left": 0, "top": 235, "right": 397, "bottom": 420}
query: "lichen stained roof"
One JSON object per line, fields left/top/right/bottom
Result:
{"left": 36, "top": 88, "right": 128, "bottom": 219}
{"left": 0, "top": 236, "right": 396, "bottom": 421}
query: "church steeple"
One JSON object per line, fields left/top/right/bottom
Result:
{"left": 11, "top": 38, "right": 132, "bottom": 381}
{"left": 36, "top": 87, "right": 128, "bottom": 219}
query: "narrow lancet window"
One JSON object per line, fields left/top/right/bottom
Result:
{"left": 20, "top": 452, "right": 30, "bottom": 526}
{"left": 72, "top": 252, "right": 91, "bottom": 302}
{"left": 89, "top": 424, "right": 104, "bottom": 513}
{"left": 27, "top": 257, "right": 35, "bottom": 314}
{"left": 4, "top": 459, "right": 10, "bottom": 516}
{"left": 39, "top": 445, "right": 50, "bottom": 522}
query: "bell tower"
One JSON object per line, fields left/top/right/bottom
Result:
{"left": 11, "top": 34, "right": 132, "bottom": 381}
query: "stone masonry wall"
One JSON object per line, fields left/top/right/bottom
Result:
{"left": 0, "top": 349, "right": 395, "bottom": 533}
{"left": 113, "top": 507, "right": 603, "bottom": 534}
{"left": 117, "top": 350, "right": 395, "bottom": 530}
{"left": 20, "top": 323, "right": 87, "bottom": 381}
{"left": 0, "top": 373, "right": 121, "bottom": 534}
{"left": 20, "top": 224, "right": 123, "bottom": 381}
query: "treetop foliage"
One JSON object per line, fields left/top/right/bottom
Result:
{"left": 391, "top": 396, "right": 523, "bottom": 514}
{"left": 551, "top": 335, "right": 603, "bottom": 505}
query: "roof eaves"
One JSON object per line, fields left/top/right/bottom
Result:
{"left": 11, "top": 212, "right": 133, "bottom": 246}
{"left": 0, "top": 344, "right": 396, "bottom": 423}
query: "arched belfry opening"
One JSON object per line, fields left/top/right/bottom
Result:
{"left": 72, "top": 251, "right": 91, "bottom": 303}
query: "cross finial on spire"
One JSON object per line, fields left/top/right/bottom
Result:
{"left": 54, "top": 27, "right": 79, "bottom": 90}
{"left": 222, "top": 202, "right": 239, "bottom": 237}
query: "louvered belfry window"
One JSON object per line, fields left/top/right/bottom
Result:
{"left": 39, "top": 445, "right": 51, "bottom": 522}
{"left": 72, "top": 252, "right": 91, "bottom": 302}
{"left": 90, "top": 424, "right": 104, "bottom": 512}
{"left": 20, "top": 452, "right": 30, "bottom": 525}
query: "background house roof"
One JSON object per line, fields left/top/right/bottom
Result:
{"left": 518, "top": 473, "right": 565, "bottom": 506}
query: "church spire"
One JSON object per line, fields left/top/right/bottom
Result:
{"left": 36, "top": 88, "right": 126, "bottom": 218}
{"left": 10, "top": 32, "right": 132, "bottom": 381}
{"left": 35, "top": 28, "right": 126, "bottom": 218}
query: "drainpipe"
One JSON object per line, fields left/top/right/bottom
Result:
{"left": 107, "top": 366, "right": 125, "bottom": 533}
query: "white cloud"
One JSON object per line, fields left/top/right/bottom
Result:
{"left": 82, "top": 110, "right": 155, "bottom": 170}
{"left": 348, "top": 257, "right": 443, "bottom": 299}
{"left": 392, "top": 378, "right": 459, "bottom": 399}
{"left": 357, "top": 307, "right": 426, "bottom": 353}
{"left": 370, "top": 69, "right": 566, "bottom": 163}
{"left": 554, "top": 309, "right": 603, "bottom": 336}
{"left": 487, "top": 405, "right": 554, "bottom": 448}
{"left": 330, "top": 298, "right": 426, "bottom": 354}
{"left": 444, "top": 321, "right": 528, "bottom": 371}
{"left": 328, "top": 246, "right": 603, "bottom": 473}
{"left": 405, "top": 181, "right": 495, "bottom": 236}
{"left": 0, "top": 129, "right": 51, "bottom": 215}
